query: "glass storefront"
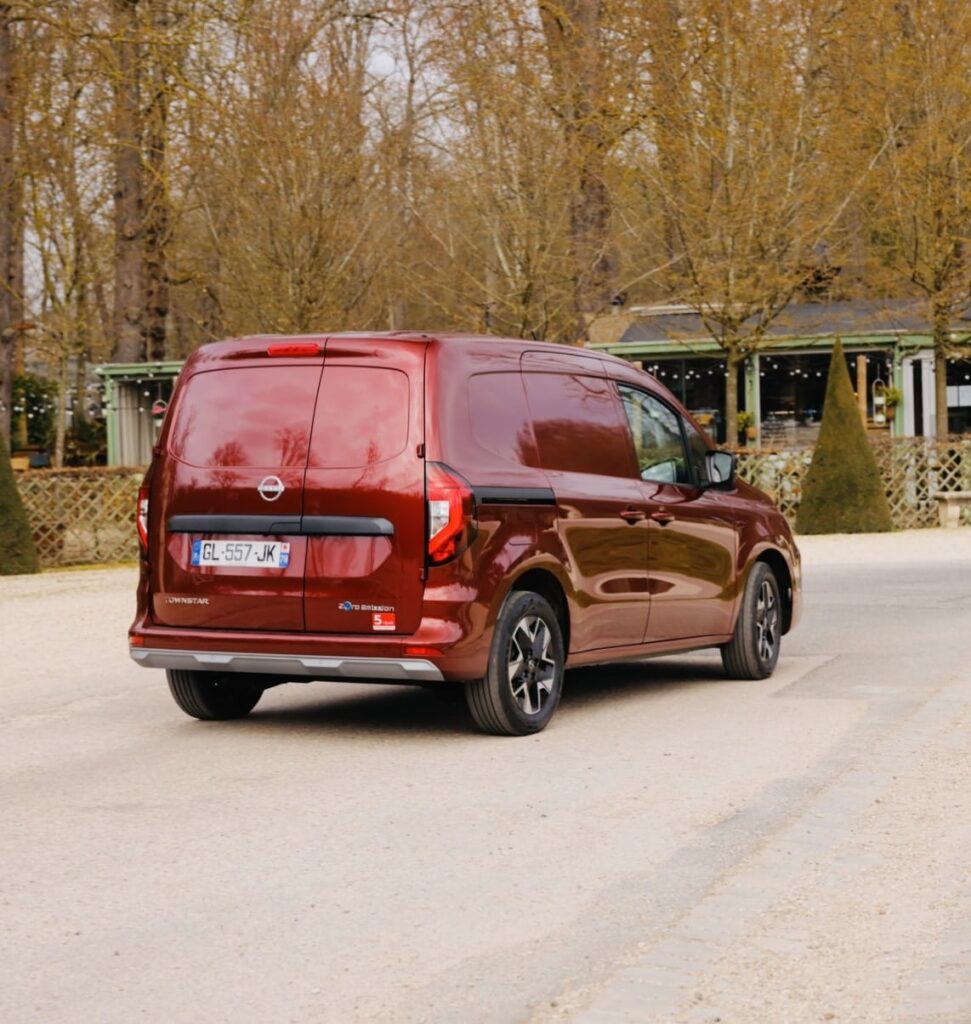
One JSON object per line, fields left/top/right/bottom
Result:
{"left": 641, "top": 357, "right": 738, "bottom": 444}
{"left": 946, "top": 356, "right": 971, "bottom": 434}
{"left": 640, "top": 348, "right": 969, "bottom": 444}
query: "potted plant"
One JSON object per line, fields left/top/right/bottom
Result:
{"left": 737, "top": 409, "right": 757, "bottom": 445}
{"left": 883, "top": 386, "right": 902, "bottom": 422}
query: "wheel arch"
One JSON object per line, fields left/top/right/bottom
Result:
{"left": 507, "top": 566, "right": 571, "bottom": 654}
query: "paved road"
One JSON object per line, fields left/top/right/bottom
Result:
{"left": 2, "top": 531, "right": 969, "bottom": 1024}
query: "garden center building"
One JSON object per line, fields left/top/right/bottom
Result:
{"left": 95, "top": 299, "right": 971, "bottom": 465}
{"left": 589, "top": 298, "right": 971, "bottom": 447}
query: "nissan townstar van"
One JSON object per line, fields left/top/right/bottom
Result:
{"left": 129, "top": 332, "right": 801, "bottom": 735}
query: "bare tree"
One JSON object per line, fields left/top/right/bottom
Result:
{"left": 111, "top": 0, "right": 143, "bottom": 361}
{"left": 862, "top": 0, "right": 971, "bottom": 437}
{"left": 0, "top": 2, "right": 22, "bottom": 442}
{"left": 633, "top": 0, "right": 853, "bottom": 438}
{"left": 537, "top": 0, "right": 647, "bottom": 339}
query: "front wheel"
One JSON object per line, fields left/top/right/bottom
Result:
{"left": 166, "top": 669, "right": 263, "bottom": 721}
{"left": 465, "top": 591, "right": 565, "bottom": 736}
{"left": 721, "top": 562, "right": 782, "bottom": 680}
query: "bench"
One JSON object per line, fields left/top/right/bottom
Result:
{"left": 932, "top": 491, "right": 971, "bottom": 528}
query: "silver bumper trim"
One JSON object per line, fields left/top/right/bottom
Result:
{"left": 130, "top": 647, "right": 444, "bottom": 683}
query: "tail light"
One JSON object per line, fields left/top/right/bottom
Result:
{"left": 426, "top": 462, "right": 475, "bottom": 566}
{"left": 136, "top": 485, "right": 149, "bottom": 552}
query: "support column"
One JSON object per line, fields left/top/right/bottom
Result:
{"left": 891, "top": 348, "right": 904, "bottom": 438}
{"left": 105, "top": 378, "right": 119, "bottom": 466}
{"left": 856, "top": 354, "right": 868, "bottom": 425}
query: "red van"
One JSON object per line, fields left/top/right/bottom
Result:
{"left": 129, "top": 333, "right": 800, "bottom": 735}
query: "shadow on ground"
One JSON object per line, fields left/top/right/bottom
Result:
{"left": 188, "top": 654, "right": 730, "bottom": 739}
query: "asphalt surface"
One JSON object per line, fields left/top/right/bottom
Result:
{"left": 2, "top": 530, "right": 970, "bottom": 1024}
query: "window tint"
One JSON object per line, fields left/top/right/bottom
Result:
{"left": 683, "top": 418, "right": 711, "bottom": 485}
{"left": 169, "top": 366, "right": 319, "bottom": 468}
{"left": 617, "top": 385, "right": 690, "bottom": 484}
{"left": 468, "top": 372, "right": 536, "bottom": 465}
{"left": 309, "top": 366, "right": 409, "bottom": 468}
{"left": 523, "top": 372, "right": 636, "bottom": 477}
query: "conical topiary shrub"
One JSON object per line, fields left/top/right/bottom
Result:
{"left": 797, "top": 339, "right": 893, "bottom": 534}
{"left": 0, "top": 437, "right": 40, "bottom": 574}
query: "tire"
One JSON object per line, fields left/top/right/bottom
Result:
{"left": 721, "top": 562, "right": 782, "bottom": 680}
{"left": 166, "top": 669, "right": 263, "bottom": 721}
{"left": 465, "top": 590, "right": 565, "bottom": 736}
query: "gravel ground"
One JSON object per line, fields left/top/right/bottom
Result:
{"left": 1, "top": 527, "right": 969, "bottom": 1024}
{"left": 794, "top": 526, "right": 971, "bottom": 565}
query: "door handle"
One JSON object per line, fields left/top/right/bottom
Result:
{"left": 619, "top": 508, "right": 646, "bottom": 523}
{"left": 650, "top": 510, "right": 675, "bottom": 525}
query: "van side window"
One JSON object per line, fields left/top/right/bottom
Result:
{"left": 523, "top": 372, "right": 637, "bottom": 478}
{"left": 617, "top": 386, "right": 690, "bottom": 484}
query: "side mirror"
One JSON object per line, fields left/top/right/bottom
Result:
{"left": 705, "top": 450, "right": 736, "bottom": 489}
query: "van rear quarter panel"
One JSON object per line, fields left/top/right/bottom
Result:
{"left": 426, "top": 339, "right": 653, "bottom": 661}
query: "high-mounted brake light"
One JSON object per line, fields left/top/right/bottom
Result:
{"left": 136, "top": 485, "right": 149, "bottom": 551}
{"left": 266, "top": 342, "right": 321, "bottom": 357}
{"left": 426, "top": 462, "right": 475, "bottom": 566}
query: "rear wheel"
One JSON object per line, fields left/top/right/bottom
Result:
{"left": 166, "top": 669, "right": 263, "bottom": 721}
{"left": 721, "top": 562, "right": 781, "bottom": 680}
{"left": 465, "top": 591, "right": 565, "bottom": 736}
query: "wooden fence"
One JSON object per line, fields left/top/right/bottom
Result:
{"left": 13, "top": 436, "right": 971, "bottom": 567}
{"left": 15, "top": 467, "right": 144, "bottom": 567}
{"left": 735, "top": 436, "right": 971, "bottom": 529}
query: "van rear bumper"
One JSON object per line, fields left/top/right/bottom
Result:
{"left": 130, "top": 646, "right": 444, "bottom": 683}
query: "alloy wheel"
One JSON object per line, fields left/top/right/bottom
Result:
{"left": 507, "top": 615, "right": 557, "bottom": 715}
{"left": 755, "top": 579, "right": 779, "bottom": 664}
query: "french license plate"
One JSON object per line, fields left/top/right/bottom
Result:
{"left": 191, "top": 539, "right": 290, "bottom": 569}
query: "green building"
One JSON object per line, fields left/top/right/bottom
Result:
{"left": 589, "top": 299, "right": 971, "bottom": 446}
{"left": 96, "top": 361, "right": 182, "bottom": 466}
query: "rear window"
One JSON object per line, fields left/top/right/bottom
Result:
{"left": 523, "top": 372, "right": 637, "bottom": 477}
{"left": 309, "top": 366, "right": 409, "bottom": 468}
{"left": 168, "top": 366, "right": 319, "bottom": 468}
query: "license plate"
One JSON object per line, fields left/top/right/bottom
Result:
{"left": 191, "top": 539, "right": 290, "bottom": 569}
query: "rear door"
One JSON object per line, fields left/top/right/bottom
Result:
{"left": 302, "top": 338, "right": 427, "bottom": 635}
{"left": 153, "top": 356, "right": 323, "bottom": 631}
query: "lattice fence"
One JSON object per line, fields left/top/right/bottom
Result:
{"left": 15, "top": 468, "right": 143, "bottom": 567}
{"left": 11, "top": 438, "right": 971, "bottom": 567}
{"left": 736, "top": 436, "right": 971, "bottom": 529}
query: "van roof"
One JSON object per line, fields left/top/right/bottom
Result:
{"left": 194, "top": 331, "right": 637, "bottom": 373}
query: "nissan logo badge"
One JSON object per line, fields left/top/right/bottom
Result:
{"left": 257, "top": 475, "right": 285, "bottom": 502}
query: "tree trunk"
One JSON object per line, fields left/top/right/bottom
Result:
{"left": 0, "top": 4, "right": 15, "bottom": 442}
{"left": 143, "top": 3, "right": 172, "bottom": 362}
{"left": 934, "top": 348, "right": 949, "bottom": 439}
{"left": 932, "top": 301, "right": 950, "bottom": 439}
{"left": 200, "top": 259, "right": 223, "bottom": 342}
{"left": 74, "top": 348, "right": 89, "bottom": 428}
{"left": 53, "top": 354, "right": 67, "bottom": 468}
{"left": 112, "top": 0, "right": 145, "bottom": 363}
{"left": 538, "top": 0, "right": 616, "bottom": 342}
{"left": 725, "top": 352, "right": 740, "bottom": 444}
